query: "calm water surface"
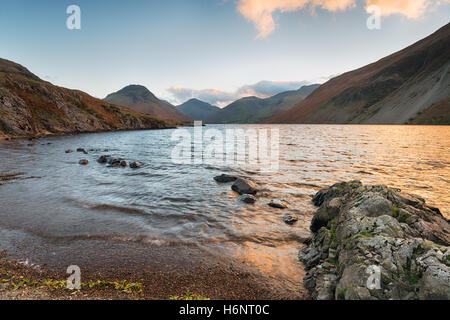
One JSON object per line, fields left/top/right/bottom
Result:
{"left": 0, "top": 125, "right": 448, "bottom": 293}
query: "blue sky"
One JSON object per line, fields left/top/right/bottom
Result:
{"left": 0, "top": 0, "right": 449, "bottom": 106}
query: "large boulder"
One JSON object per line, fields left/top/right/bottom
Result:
{"left": 299, "top": 181, "right": 450, "bottom": 300}
{"left": 231, "top": 178, "right": 261, "bottom": 195}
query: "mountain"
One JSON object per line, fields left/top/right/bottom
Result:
{"left": 104, "top": 85, "right": 192, "bottom": 123}
{"left": 266, "top": 23, "right": 450, "bottom": 124}
{"left": 206, "top": 84, "right": 320, "bottom": 124}
{"left": 0, "top": 58, "right": 171, "bottom": 140}
{"left": 176, "top": 98, "right": 220, "bottom": 121}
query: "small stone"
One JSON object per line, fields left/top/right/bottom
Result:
{"left": 77, "top": 148, "right": 88, "bottom": 154}
{"left": 130, "top": 161, "right": 141, "bottom": 169}
{"left": 268, "top": 199, "right": 290, "bottom": 209}
{"left": 239, "top": 194, "right": 256, "bottom": 204}
{"left": 79, "top": 159, "right": 89, "bottom": 165}
{"left": 283, "top": 213, "right": 298, "bottom": 225}
{"left": 65, "top": 149, "right": 74, "bottom": 153}
{"left": 97, "top": 155, "right": 109, "bottom": 164}
{"left": 214, "top": 174, "right": 238, "bottom": 183}
{"left": 120, "top": 160, "right": 129, "bottom": 167}
{"left": 108, "top": 158, "right": 122, "bottom": 165}
{"left": 231, "top": 178, "right": 261, "bottom": 195}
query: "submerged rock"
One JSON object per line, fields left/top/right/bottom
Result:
{"left": 130, "top": 161, "right": 141, "bottom": 169}
{"left": 79, "top": 159, "right": 89, "bottom": 165}
{"left": 239, "top": 194, "right": 256, "bottom": 204}
{"left": 214, "top": 174, "right": 238, "bottom": 183}
{"left": 97, "top": 155, "right": 109, "bottom": 164}
{"left": 120, "top": 160, "right": 129, "bottom": 167}
{"left": 65, "top": 149, "right": 74, "bottom": 154}
{"left": 231, "top": 178, "right": 261, "bottom": 195}
{"left": 299, "top": 181, "right": 450, "bottom": 300}
{"left": 283, "top": 213, "right": 298, "bottom": 225}
{"left": 76, "top": 148, "right": 88, "bottom": 154}
{"left": 107, "top": 158, "right": 123, "bottom": 167}
{"left": 268, "top": 199, "right": 290, "bottom": 209}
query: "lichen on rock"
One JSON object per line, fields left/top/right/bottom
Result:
{"left": 299, "top": 181, "right": 450, "bottom": 300}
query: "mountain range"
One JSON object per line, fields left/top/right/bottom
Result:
{"left": 104, "top": 85, "right": 192, "bottom": 123}
{"left": 1, "top": 23, "right": 448, "bottom": 140}
{"left": 266, "top": 23, "right": 450, "bottom": 124}
{"left": 205, "top": 84, "right": 320, "bottom": 124}
{"left": 0, "top": 59, "right": 171, "bottom": 140}
{"left": 176, "top": 98, "right": 220, "bottom": 121}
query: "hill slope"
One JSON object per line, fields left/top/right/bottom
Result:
{"left": 0, "top": 58, "right": 171, "bottom": 139}
{"left": 105, "top": 85, "right": 191, "bottom": 123}
{"left": 206, "top": 84, "right": 320, "bottom": 124}
{"left": 176, "top": 98, "right": 220, "bottom": 121}
{"left": 266, "top": 23, "right": 450, "bottom": 124}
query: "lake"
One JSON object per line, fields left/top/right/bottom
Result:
{"left": 0, "top": 125, "right": 448, "bottom": 297}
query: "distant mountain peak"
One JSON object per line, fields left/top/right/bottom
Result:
{"left": 104, "top": 85, "right": 191, "bottom": 122}
{"left": 119, "top": 84, "right": 151, "bottom": 92}
{"left": 176, "top": 98, "right": 220, "bottom": 121}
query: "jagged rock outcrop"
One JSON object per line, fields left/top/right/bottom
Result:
{"left": 299, "top": 181, "right": 450, "bottom": 300}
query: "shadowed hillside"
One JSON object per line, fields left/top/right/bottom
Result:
{"left": 266, "top": 23, "right": 450, "bottom": 125}
{"left": 176, "top": 98, "right": 220, "bottom": 121}
{"left": 206, "top": 84, "right": 320, "bottom": 124}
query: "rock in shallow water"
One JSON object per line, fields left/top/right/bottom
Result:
{"left": 268, "top": 199, "right": 290, "bottom": 209}
{"left": 283, "top": 213, "right": 298, "bottom": 225}
{"left": 107, "top": 158, "right": 123, "bottom": 167}
{"left": 214, "top": 174, "right": 238, "bottom": 183}
{"left": 299, "top": 180, "right": 450, "bottom": 300}
{"left": 231, "top": 178, "right": 261, "bottom": 195}
{"left": 239, "top": 194, "right": 256, "bottom": 204}
{"left": 97, "top": 155, "right": 109, "bottom": 163}
{"left": 79, "top": 159, "right": 88, "bottom": 165}
{"left": 130, "top": 161, "right": 141, "bottom": 169}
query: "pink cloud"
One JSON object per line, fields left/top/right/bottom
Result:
{"left": 237, "top": 0, "right": 440, "bottom": 38}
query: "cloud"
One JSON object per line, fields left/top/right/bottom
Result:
{"left": 366, "top": 0, "right": 431, "bottom": 18}
{"left": 237, "top": 0, "right": 440, "bottom": 38}
{"left": 167, "top": 80, "right": 310, "bottom": 107}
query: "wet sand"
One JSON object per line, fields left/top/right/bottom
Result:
{"left": 0, "top": 242, "right": 309, "bottom": 300}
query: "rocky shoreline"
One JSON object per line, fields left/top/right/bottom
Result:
{"left": 299, "top": 181, "right": 450, "bottom": 300}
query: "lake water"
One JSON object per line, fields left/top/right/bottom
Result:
{"left": 0, "top": 125, "right": 448, "bottom": 296}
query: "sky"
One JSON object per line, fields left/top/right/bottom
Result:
{"left": 0, "top": 0, "right": 449, "bottom": 107}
